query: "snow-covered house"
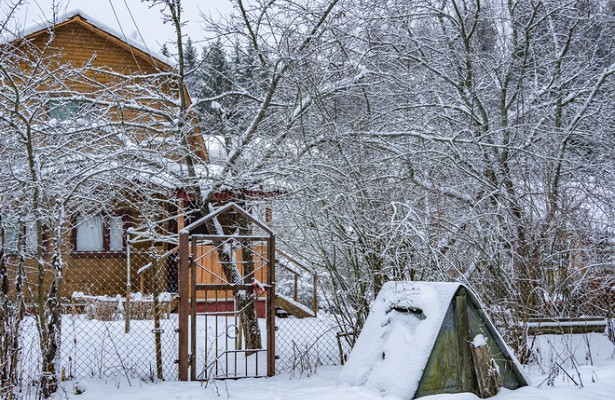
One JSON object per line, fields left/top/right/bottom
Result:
{"left": 0, "top": 11, "right": 210, "bottom": 298}
{"left": 0, "top": 12, "right": 286, "bottom": 311}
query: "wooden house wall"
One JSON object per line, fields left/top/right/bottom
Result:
{"left": 192, "top": 244, "right": 269, "bottom": 301}
{"left": 26, "top": 22, "right": 175, "bottom": 137}
{"left": 20, "top": 17, "right": 206, "bottom": 157}
{"left": 28, "top": 21, "right": 162, "bottom": 80}
{"left": 2, "top": 16, "right": 209, "bottom": 303}
{"left": 11, "top": 225, "right": 163, "bottom": 301}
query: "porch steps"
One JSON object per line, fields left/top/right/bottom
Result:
{"left": 275, "top": 294, "right": 315, "bottom": 319}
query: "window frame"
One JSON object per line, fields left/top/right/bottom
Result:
{"left": 71, "top": 212, "right": 130, "bottom": 257}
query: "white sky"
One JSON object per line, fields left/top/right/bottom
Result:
{"left": 1, "top": 0, "right": 235, "bottom": 53}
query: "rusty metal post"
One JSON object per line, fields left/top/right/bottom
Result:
{"left": 178, "top": 230, "right": 189, "bottom": 381}
{"left": 190, "top": 236, "right": 197, "bottom": 381}
{"left": 266, "top": 235, "right": 276, "bottom": 376}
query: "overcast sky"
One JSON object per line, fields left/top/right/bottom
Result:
{"left": 1, "top": 0, "right": 234, "bottom": 53}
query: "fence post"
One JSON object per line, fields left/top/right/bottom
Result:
{"left": 267, "top": 234, "right": 276, "bottom": 376}
{"left": 312, "top": 273, "right": 318, "bottom": 317}
{"left": 178, "top": 230, "right": 189, "bottom": 380}
{"left": 125, "top": 232, "right": 131, "bottom": 333}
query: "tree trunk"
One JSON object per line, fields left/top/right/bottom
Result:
{"left": 40, "top": 250, "right": 62, "bottom": 398}
{"left": 238, "top": 210, "right": 262, "bottom": 353}
{"left": 40, "top": 282, "right": 58, "bottom": 398}
{"left": 150, "top": 250, "right": 164, "bottom": 380}
{"left": 214, "top": 237, "right": 263, "bottom": 352}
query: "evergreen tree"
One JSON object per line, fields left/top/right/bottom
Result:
{"left": 160, "top": 43, "right": 170, "bottom": 58}
{"left": 202, "top": 39, "right": 231, "bottom": 97}
{"left": 183, "top": 37, "right": 198, "bottom": 72}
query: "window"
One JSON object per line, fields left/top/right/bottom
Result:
{"left": 1, "top": 218, "right": 41, "bottom": 254}
{"left": 48, "top": 100, "right": 100, "bottom": 127}
{"left": 48, "top": 100, "right": 80, "bottom": 121}
{"left": 24, "top": 220, "right": 39, "bottom": 253}
{"left": 74, "top": 214, "right": 126, "bottom": 253}
{"left": 109, "top": 216, "right": 124, "bottom": 251}
{"left": 1, "top": 221, "right": 19, "bottom": 254}
{"left": 76, "top": 215, "right": 104, "bottom": 251}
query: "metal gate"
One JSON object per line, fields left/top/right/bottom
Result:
{"left": 177, "top": 203, "right": 275, "bottom": 380}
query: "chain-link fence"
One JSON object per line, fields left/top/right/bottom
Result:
{"left": 11, "top": 241, "right": 611, "bottom": 385}
{"left": 15, "top": 248, "right": 180, "bottom": 382}
{"left": 275, "top": 313, "right": 351, "bottom": 374}
{"left": 273, "top": 259, "right": 351, "bottom": 374}
{"left": 10, "top": 246, "right": 349, "bottom": 383}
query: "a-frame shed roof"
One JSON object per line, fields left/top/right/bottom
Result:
{"left": 340, "top": 281, "right": 528, "bottom": 399}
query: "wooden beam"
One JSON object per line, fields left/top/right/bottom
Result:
{"left": 455, "top": 290, "right": 475, "bottom": 393}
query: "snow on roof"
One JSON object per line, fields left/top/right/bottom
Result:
{"left": 339, "top": 281, "right": 461, "bottom": 399}
{"left": 2, "top": 9, "right": 171, "bottom": 68}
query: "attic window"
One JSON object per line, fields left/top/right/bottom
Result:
{"left": 48, "top": 100, "right": 80, "bottom": 121}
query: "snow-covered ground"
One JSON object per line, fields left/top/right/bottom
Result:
{"left": 57, "top": 332, "right": 615, "bottom": 400}
{"left": 18, "top": 311, "right": 344, "bottom": 383}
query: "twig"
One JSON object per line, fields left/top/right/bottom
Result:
{"left": 103, "top": 324, "right": 132, "bottom": 387}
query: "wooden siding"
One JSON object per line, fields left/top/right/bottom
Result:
{"left": 192, "top": 244, "right": 269, "bottom": 301}
{"left": 19, "top": 15, "right": 207, "bottom": 159}
{"left": 28, "top": 19, "right": 164, "bottom": 77}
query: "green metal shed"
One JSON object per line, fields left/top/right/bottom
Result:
{"left": 340, "top": 281, "right": 528, "bottom": 399}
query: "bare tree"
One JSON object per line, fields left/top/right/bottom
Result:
{"left": 269, "top": 0, "right": 615, "bottom": 354}
{"left": 146, "top": 0, "right": 349, "bottom": 351}
{"left": 0, "top": 10, "right": 182, "bottom": 393}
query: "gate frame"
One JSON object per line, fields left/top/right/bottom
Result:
{"left": 177, "top": 202, "right": 276, "bottom": 380}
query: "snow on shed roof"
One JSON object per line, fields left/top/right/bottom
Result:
{"left": 3, "top": 9, "right": 171, "bottom": 69}
{"left": 339, "top": 281, "right": 462, "bottom": 398}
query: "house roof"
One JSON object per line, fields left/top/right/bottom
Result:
{"left": 9, "top": 10, "right": 172, "bottom": 71}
